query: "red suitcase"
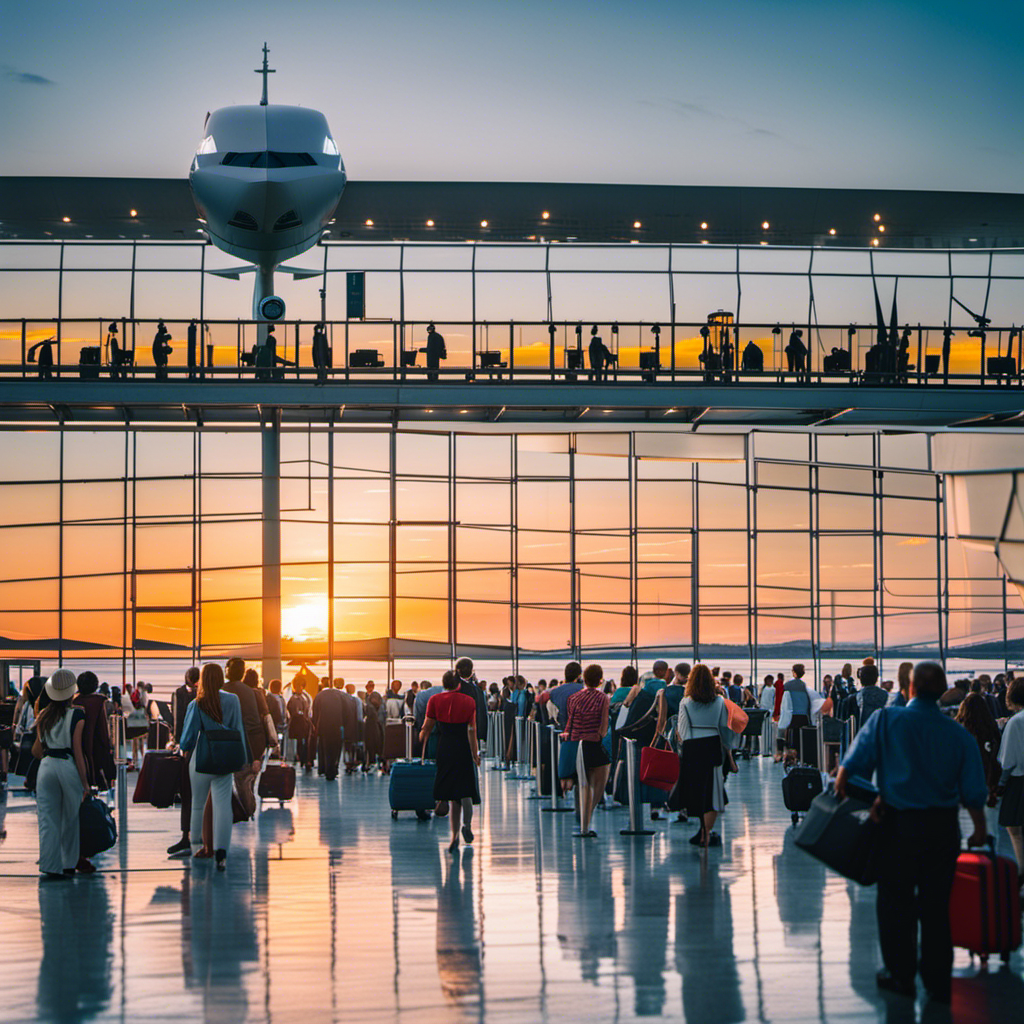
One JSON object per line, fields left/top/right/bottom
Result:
{"left": 132, "top": 750, "right": 182, "bottom": 807}
{"left": 949, "top": 844, "right": 1022, "bottom": 960}
{"left": 258, "top": 762, "right": 296, "bottom": 802}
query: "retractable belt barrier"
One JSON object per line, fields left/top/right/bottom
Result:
{"left": 541, "top": 726, "right": 573, "bottom": 814}
{"left": 619, "top": 737, "right": 655, "bottom": 836}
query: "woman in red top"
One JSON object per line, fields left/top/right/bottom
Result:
{"left": 562, "top": 664, "right": 610, "bottom": 838}
{"left": 421, "top": 670, "right": 481, "bottom": 852}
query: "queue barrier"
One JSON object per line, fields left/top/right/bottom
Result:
{"left": 618, "top": 737, "right": 655, "bottom": 836}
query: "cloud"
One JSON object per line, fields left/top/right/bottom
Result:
{"left": 3, "top": 66, "right": 55, "bottom": 87}
{"left": 639, "top": 96, "right": 785, "bottom": 142}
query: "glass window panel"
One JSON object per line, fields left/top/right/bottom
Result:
{"left": 637, "top": 533, "right": 692, "bottom": 563}
{"left": 0, "top": 610, "right": 59, "bottom": 646}
{"left": 816, "top": 433, "right": 874, "bottom": 466}
{"left": 396, "top": 526, "right": 447, "bottom": 562}
{"left": 396, "top": 566, "right": 447, "bottom": 599}
{"left": 202, "top": 521, "right": 261, "bottom": 570}
{"left": 330, "top": 563, "right": 388, "bottom": 599}
{"left": 201, "top": 431, "right": 263, "bottom": 476}
{"left": 880, "top": 433, "right": 930, "bottom": 470}
{"left": 699, "top": 532, "right": 748, "bottom": 587}
{"left": 636, "top": 480, "right": 691, "bottom": 528}
{"left": 636, "top": 607, "right": 690, "bottom": 649}
{"left": 200, "top": 597, "right": 261, "bottom": 647}
{"left": 517, "top": 531, "right": 569, "bottom": 567}
{"left": 752, "top": 432, "right": 809, "bottom": 462}
{"left": 756, "top": 463, "right": 810, "bottom": 489}
{"left": 203, "top": 476, "right": 262, "bottom": 518}
{"left": 282, "top": 520, "right": 326, "bottom": 564}
{"left": 64, "top": 481, "right": 123, "bottom": 524}
{"left": 135, "top": 610, "right": 193, "bottom": 651}
{"left": 756, "top": 488, "right": 810, "bottom": 531}
{"left": 456, "top": 434, "right": 511, "bottom": 479}
{"left": 396, "top": 597, "right": 447, "bottom": 642}
{"left": 135, "top": 478, "right": 193, "bottom": 520}
{"left": 0, "top": 579, "right": 58, "bottom": 611}
{"left": 580, "top": 610, "right": 630, "bottom": 648}
{"left": 63, "top": 611, "right": 125, "bottom": 651}
{"left": 697, "top": 482, "right": 747, "bottom": 530}
{"left": 333, "top": 597, "right": 388, "bottom": 640}
{"left": 575, "top": 481, "right": 630, "bottom": 530}
{"left": 881, "top": 472, "right": 937, "bottom": 500}
{"left": 396, "top": 479, "right": 448, "bottom": 521}
{"left": 135, "top": 571, "right": 193, "bottom": 608}
{"left": 333, "top": 523, "right": 388, "bottom": 564}
{"left": 456, "top": 526, "right": 510, "bottom": 564}
{"left": 454, "top": 483, "right": 511, "bottom": 526}
{"left": 576, "top": 532, "right": 630, "bottom": 565}
{"left": 818, "top": 467, "right": 873, "bottom": 495}
{"left": 818, "top": 535, "right": 875, "bottom": 593}
{"left": 396, "top": 432, "right": 448, "bottom": 477}
{"left": 517, "top": 481, "right": 569, "bottom": 531}
{"left": 0, "top": 482, "right": 60, "bottom": 528}
{"left": 455, "top": 599, "right": 511, "bottom": 647}
{"left": 517, "top": 607, "right": 570, "bottom": 652}
{"left": 818, "top": 492, "right": 873, "bottom": 529}
{"left": 882, "top": 498, "right": 938, "bottom": 534}
{"left": 135, "top": 524, "right": 192, "bottom": 570}
{"left": 2, "top": 525, "right": 59, "bottom": 580}
{"left": 202, "top": 566, "right": 261, "bottom": 602}
{"left": 456, "top": 568, "right": 510, "bottom": 603}
{"left": 0, "top": 432, "right": 59, "bottom": 482}
{"left": 333, "top": 479, "right": 389, "bottom": 523}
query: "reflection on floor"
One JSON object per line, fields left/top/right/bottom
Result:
{"left": 0, "top": 757, "right": 1021, "bottom": 1024}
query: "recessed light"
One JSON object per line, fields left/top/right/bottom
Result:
{"left": 459, "top": 409, "right": 468, "bottom": 414}
{"left": 633, "top": 220, "right": 642, "bottom": 229}
{"left": 828, "top": 228, "right": 836, "bottom": 236}
{"left": 480, "top": 220, "right": 488, "bottom": 228}
{"left": 425, "top": 219, "right": 434, "bottom": 227}
{"left": 700, "top": 239, "right": 709, "bottom": 244}
{"left": 129, "top": 209, "right": 138, "bottom": 218}
{"left": 364, "top": 218, "right": 374, "bottom": 226}
{"left": 871, "top": 238, "right": 880, "bottom": 246}
{"left": 541, "top": 211, "right": 550, "bottom": 220}
{"left": 873, "top": 213, "right": 881, "bottom": 222}
{"left": 761, "top": 220, "right": 770, "bottom": 230}
{"left": 700, "top": 222, "right": 708, "bottom": 230}
{"left": 878, "top": 224, "right": 885, "bottom": 232}
{"left": 425, "top": 408, "right": 433, "bottom": 413}
{"left": 62, "top": 216, "right": 70, "bottom": 223}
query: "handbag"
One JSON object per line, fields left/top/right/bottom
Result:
{"left": 639, "top": 737, "right": 678, "bottom": 792}
{"left": 793, "top": 788, "right": 880, "bottom": 885}
{"left": 79, "top": 796, "right": 118, "bottom": 858}
{"left": 195, "top": 713, "right": 247, "bottom": 775}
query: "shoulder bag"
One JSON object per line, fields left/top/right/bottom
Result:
{"left": 195, "top": 711, "right": 247, "bottom": 775}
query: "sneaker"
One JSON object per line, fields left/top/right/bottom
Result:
{"left": 167, "top": 837, "right": 191, "bottom": 857}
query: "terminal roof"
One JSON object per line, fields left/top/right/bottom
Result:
{"left": 3, "top": 178, "right": 1024, "bottom": 247}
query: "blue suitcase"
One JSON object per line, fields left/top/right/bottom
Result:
{"left": 389, "top": 761, "right": 436, "bottom": 820}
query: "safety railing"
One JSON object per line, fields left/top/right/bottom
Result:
{"left": 3, "top": 316, "right": 1022, "bottom": 389}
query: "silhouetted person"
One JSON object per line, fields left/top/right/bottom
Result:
{"left": 721, "top": 333, "right": 734, "bottom": 382}
{"left": 312, "top": 322, "right": 330, "bottom": 382}
{"left": 897, "top": 326, "right": 911, "bottom": 382}
{"left": 740, "top": 339, "right": 763, "bottom": 371}
{"left": 785, "top": 329, "right": 807, "bottom": 378}
{"left": 942, "top": 326, "right": 952, "bottom": 383}
{"left": 588, "top": 325, "right": 611, "bottom": 382}
{"left": 106, "top": 322, "right": 125, "bottom": 380}
{"left": 187, "top": 319, "right": 198, "bottom": 379}
{"left": 312, "top": 680, "right": 346, "bottom": 780}
{"left": 152, "top": 320, "right": 172, "bottom": 380}
{"left": 27, "top": 337, "right": 55, "bottom": 380}
{"left": 421, "top": 323, "right": 447, "bottom": 382}
{"left": 698, "top": 325, "right": 720, "bottom": 381}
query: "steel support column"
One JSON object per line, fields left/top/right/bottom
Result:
{"left": 262, "top": 408, "right": 283, "bottom": 682}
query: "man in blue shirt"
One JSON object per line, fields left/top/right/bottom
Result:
{"left": 546, "top": 662, "right": 583, "bottom": 728}
{"left": 836, "top": 662, "right": 988, "bottom": 1005}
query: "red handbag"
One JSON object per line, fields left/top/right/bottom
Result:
{"left": 639, "top": 740, "right": 679, "bottom": 792}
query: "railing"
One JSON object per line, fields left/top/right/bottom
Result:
{"left": 2, "top": 317, "right": 1022, "bottom": 388}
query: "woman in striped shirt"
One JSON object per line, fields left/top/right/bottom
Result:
{"left": 562, "top": 664, "right": 611, "bottom": 838}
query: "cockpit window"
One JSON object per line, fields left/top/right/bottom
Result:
{"left": 221, "top": 151, "right": 317, "bottom": 168}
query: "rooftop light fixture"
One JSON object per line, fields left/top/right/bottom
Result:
{"left": 541, "top": 211, "right": 550, "bottom": 220}
{"left": 364, "top": 218, "right": 374, "bottom": 226}
{"left": 633, "top": 220, "right": 642, "bottom": 229}
{"left": 130, "top": 209, "right": 138, "bottom": 218}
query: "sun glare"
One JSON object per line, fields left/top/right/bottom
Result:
{"left": 282, "top": 601, "right": 328, "bottom": 640}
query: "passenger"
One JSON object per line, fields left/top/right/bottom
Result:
{"left": 342, "top": 683, "right": 363, "bottom": 773}
{"left": 286, "top": 679, "right": 314, "bottom": 772}
{"left": 34, "top": 669, "right": 93, "bottom": 878}
{"left": 562, "top": 664, "right": 611, "bottom": 838}
{"left": 420, "top": 670, "right": 480, "bottom": 852}
{"left": 421, "top": 323, "right": 447, "bottom": 382}
{"left": 178, "top": 663, "right": 250, "bottom": 871}
{"left": 166, "top": 668, "right": 199, "bottom": 857}
{"left": 785, "top": 329, "right": 807, "bottom": 378}
{"left": 363, "top": 681, "right": 384, "bottom": 771}
{"left": 642, "top": 660, "right": 671, "bottom": 697}
{"left": 588, "top": 325, "right": 612, "bottom": 382}
{"left": 611, "top": 665, "right": 639, "bottom": 706}
{"left": 152, "top": 320, "right": 172, "bottom": 380}
{"left": 955, "top": 693, "right": 1003, "bottom": 806}
{"left": 27, "top": 337, "right": 55, "bottom": 380}
{"left": 894, "top": 662, "right": 912, "bottom": 707}
{"left": 836, "top": 662, "right": 988, "bottom": 1003}
{"left": 312, "top": 679, "right": 345, "bottom": 780}
{"left": 455, "top": 658, "right": 489, "bottom": 749}
{"left": 740, "top": 339, "right": 764, "bottom": 371}
{"left": 720, "top": 333, "right": 734, "bottom": 381}
{"left": 244, "top": 668, "right": 280, "bottom": 760}
{"left": 850, "top": 664, "right": 887, "bottom": 728}
{"left": 546, "top": 662, "right": 584, "bottom": 730}
{"left": 222, "top": 658, "right": 265, "bottom": 817}
{"left": 72, "top": 671, "right": 115, "bottom": 791}
{"left": 187, "top": 319, "right": 199, "bottom": 379}
{"left": 312, "top": 321, "right": 331, "bottom": 382}
{"left": 667, "top": 664, "right": 735, "bottom": 848}
{"left": 106, "top": 322, "right": 125, "bottom": 380}
{"left": 996, "top": 676, "right": 1024, "bottom": 877}
{"left": 653, "top": 664, "right": 687, "bottom": 747}
{"left": 778, "top": 664, "right": 813, "bottom": 753}
{"left": 414, "top": 677, "right": 444, "bottom": 757}
{"left": 266, "top": 678, "right": 287, "bottom": 737}
{"left": 938, "top": 676, "right": 969, "bottom": 710}
{"left": 725, "top": 672, "right": 743, "bottom": 705}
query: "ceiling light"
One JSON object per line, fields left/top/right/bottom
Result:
{"left": 760, "top": 240, "right": 768, "bottom": 246}
{"left": 878, "top": 224, "right": 885, "bottom": 232}
{"left": 364, "top": 218, "right": 374, "bottom": 226}
{"left": 828, "top": 227, "right": 836, "bottom": 236}
{"left": 871, "top": 238, "right": 880, "bottom": 246}
{"left": 425, "top": 219, "right": 434, "bottom": 227}
{"left": 480, "top": 220, "right": 488, "bottom": 228}
{"left": 459, "top": 409, "right": 468, "bottom": 414}
{"left": 633, "top": 220, "right": 642, "bottom": 229}
{"left": 873, "top": 213, "right": 881, "bottom": 222}
{"left": 541, "top": 211, "right": 550, "bottom": 220}
{"left": 700, "top": 222, "right": 708, "bottom": 230}
{"left": 700, "top": 239, "right": 709, "bottom": 244}
{"left": 425, "top": 408, "right": 433, "bottom": 413}
{"left": 761, "top": 220, "right": 770, "bottom": 230}
{"left": 62, "top": 216, "right": 70, "bottom": 223}
{"left": 129, "top": 209, "right": 138, "bottom": 218}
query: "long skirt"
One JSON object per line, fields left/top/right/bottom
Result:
{"left": 433, "top": 720, "right": 480, "bottom": 803}
{"left": 666, "top": 735, "right": 724, "bottom": 817}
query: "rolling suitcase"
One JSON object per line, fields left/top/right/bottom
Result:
{"left": 798, "top": 726, "right": 819, "bottom": 768}
{"left": 133, "top": 749, "right": 182, "bottom": 807}
{"left": 782, "top": 764, "right": 823, "bottom": 825}
{"left": 383, "top": 720, "right": 405, "bottom": 761}
{"left": 258, "top": 760, "right": 296, "bottom": 803}
{"left": 148, "top": 719, "right": 170, "bottom": 750}
{"left": 388, "top": 720, "right": 435, "bottom": 820}
{"left": 950, "top": 842, "right": 1022, "bottom": 961}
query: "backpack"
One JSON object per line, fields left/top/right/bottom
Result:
{"left": 385, "top": 696, "right": 404, "bottom": 721}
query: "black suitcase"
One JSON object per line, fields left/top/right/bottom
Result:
{"left": 148, "top": 719, "right": 170, "bottom": 750}
{"left": 133, "top": 750, "right": 182, "bottom": 807}
{"left": 782, "top": 765, "right": 823, "bottom": 824}
{"left": 258, "top": 761, "right": 296, "bottom": 802}
{"left": 794, "top": 788, "right": 879, "bottom": 885}
{"left": 798, "top": 726, "right": 819, "bottom": 768}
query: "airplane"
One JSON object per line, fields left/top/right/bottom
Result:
{"left": 188, "top": 45, "right": 346, "bottom": 324}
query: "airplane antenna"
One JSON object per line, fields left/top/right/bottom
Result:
{"left": 255, "top": 43, "right": 275, "bottom": 106}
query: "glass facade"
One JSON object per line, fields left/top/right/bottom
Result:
{"left": 1, "top": 425, "right": 1020, "bottom": 684}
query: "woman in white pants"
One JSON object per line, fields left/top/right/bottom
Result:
{"left": 33, "top": 669, "right": 93, "bottom": 879}
{"left": 178, "top": 663, "right": 249, "bottom": 871}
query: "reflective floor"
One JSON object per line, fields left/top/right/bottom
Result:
{"left": 1, "top": 756, "right": 1022, "bottom": 1024}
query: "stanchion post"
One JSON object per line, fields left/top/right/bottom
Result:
{"left": 491, "top": 711, "right": 509, "bottom": 771}
{"left": 542, "top": 725, "right": 574, "bottom": 813}
{"left": 509, "top": 715, "right": 531, "bottom": 779}
{"left": 526, "top": 719, "right": 545, "bottom": 798}
{"left": 619, "top": 737, "right": 655, "bottom": 836}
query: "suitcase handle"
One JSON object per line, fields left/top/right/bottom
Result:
{"left": 963, "top": 835, "right": 996, "bottom": 857}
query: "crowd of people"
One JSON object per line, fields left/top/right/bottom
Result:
{"left": 3, "top": 653, "right": 1022, "bottom": 1002}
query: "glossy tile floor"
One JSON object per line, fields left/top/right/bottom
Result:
{"left": 1, "top": 755, "right": 1022, "bottom": 1024}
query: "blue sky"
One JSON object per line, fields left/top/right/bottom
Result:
{"left": 1, "top": 0, "right": 1022, "bottom": 189}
